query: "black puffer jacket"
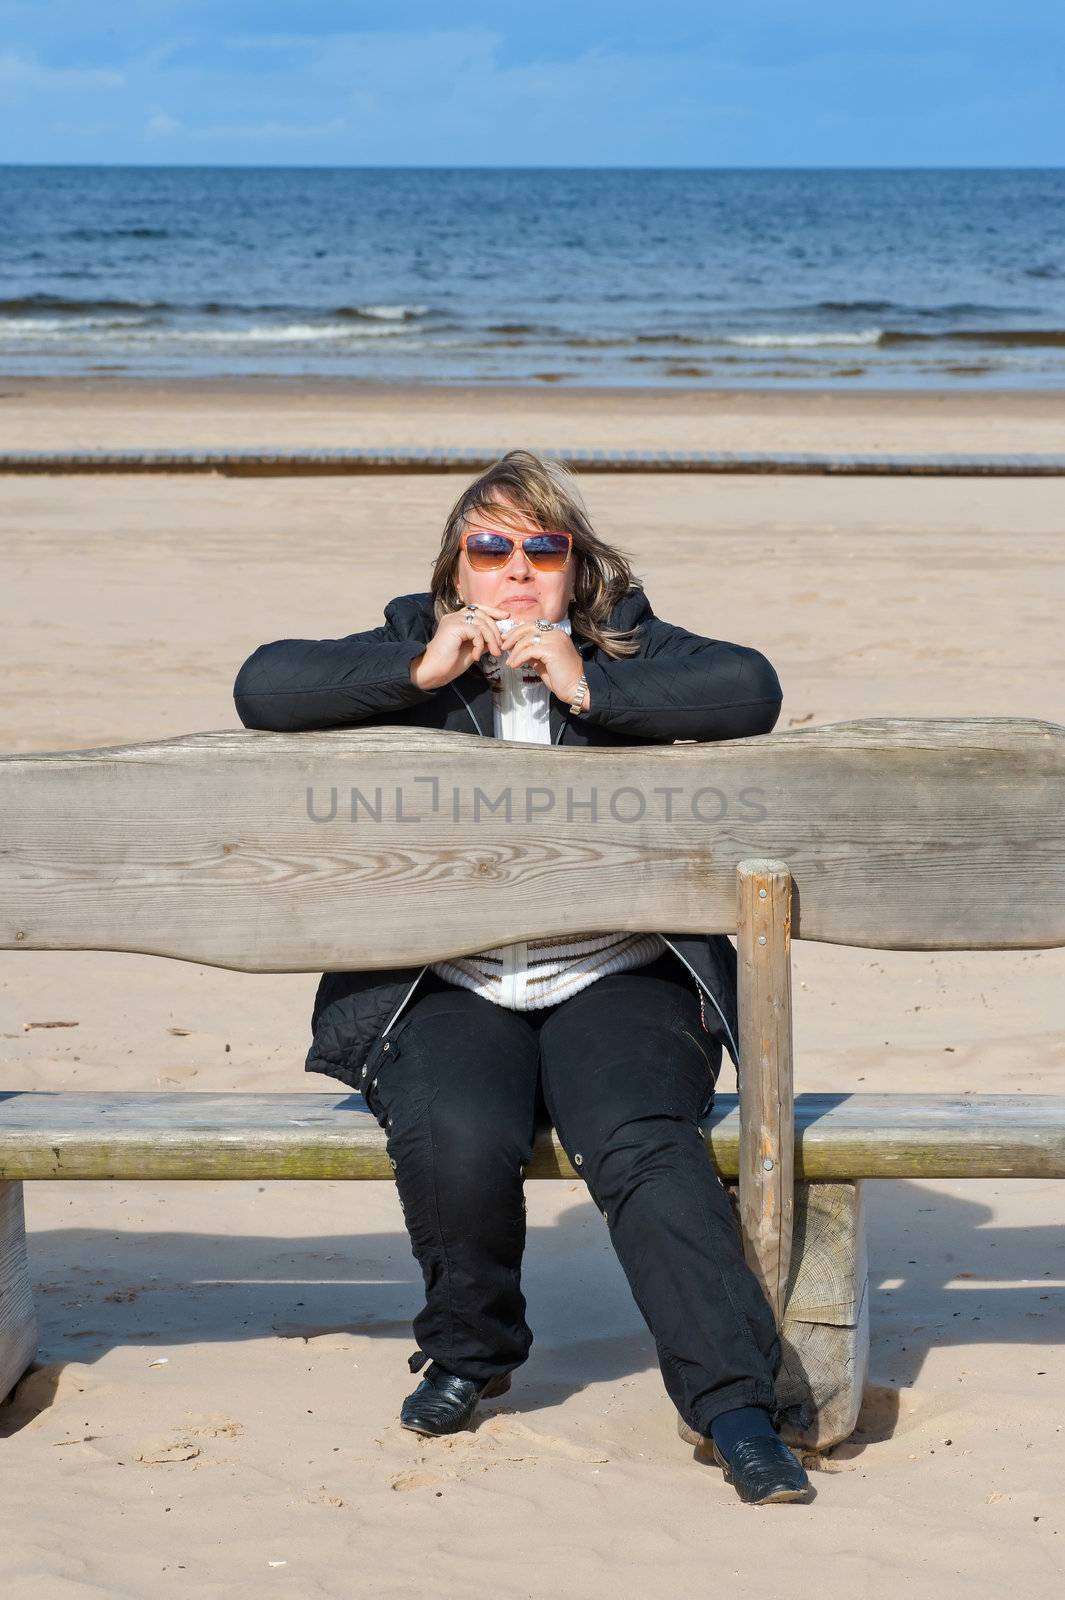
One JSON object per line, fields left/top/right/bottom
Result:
{"left": 233, "top": 587, "right": 783, "bottom": 1094}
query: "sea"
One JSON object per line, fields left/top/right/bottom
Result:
{"left": 1, "top": 166, "right": 1063, "bottom": 389}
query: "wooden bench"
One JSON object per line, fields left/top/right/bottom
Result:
{"left": 3, "top": 716, "right": 1064, "bottom": 1451}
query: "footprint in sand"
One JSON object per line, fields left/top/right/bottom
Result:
{"left": 1, "top": 1362, "right": 95, "bottom": 1436}
{"left": 187, "top": 1417, "right": 244, "bottom": 1440}
{"left": 417, "top": 1415, "right": 609, "bottom": 1472}
{"left": 816, "top": 1382, "right": 961, "bottom": 1464}
{"left": 391, "top": 1469, "right": 446, "bottom": 1491}
{"left": 134, "top": 1439, "right": 202, "bottom": 1465}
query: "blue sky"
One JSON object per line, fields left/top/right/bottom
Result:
{"left": 2, "top": 2, "right": 1062, "bottom": 167}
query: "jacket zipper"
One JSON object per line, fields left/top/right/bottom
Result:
{"left": 450, "top": 682, "right": 486, "bottom": 738}
{"left": 659, "top": 935, "right": 741, "bottom": 1068}
{"left": 381, "top": 964, "right": 429, "bottom": 1037}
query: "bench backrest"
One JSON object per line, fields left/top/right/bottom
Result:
{"left": 2, "top": 716, "right": 1063, "bottom": 967}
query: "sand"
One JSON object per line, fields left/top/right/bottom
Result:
{"left": 5, "top": 374, "right": 1065, "bottom": 456}
{"left": 1, "top": 380, "right": 1064, "bottom": 1598}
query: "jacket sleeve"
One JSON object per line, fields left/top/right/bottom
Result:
{"left": 233, "top": 622, "right": 438, "bottom": 732}
{"left": 578, "top": 611, "right": 783, "bottom": 743}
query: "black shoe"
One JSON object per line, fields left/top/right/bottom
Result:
{"left": 400, "top": 1362, "right": 512, "bottom": 1437}
{"left": 712, "top": 1435, "right": 814, "bottom": 1505}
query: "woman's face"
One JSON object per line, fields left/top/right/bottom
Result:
{"left": 455, "top": 495, "right": 576, "bottom": 624}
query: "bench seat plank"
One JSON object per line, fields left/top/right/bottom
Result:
{"left": 2, "top": 1091, "right": 1063, "bottom": 1181}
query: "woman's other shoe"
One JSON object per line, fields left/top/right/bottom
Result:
{"left": 400, "top": 1362, "right": 512, "bottom": 1436}
{"left": 712, "top": 1436, "right": 814, "bottom": 1504}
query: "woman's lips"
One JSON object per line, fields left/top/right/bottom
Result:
{"left": 504, "top": 596, "right": 537, "bottom": 607}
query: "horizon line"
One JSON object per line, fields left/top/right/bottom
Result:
{"left": 3, "top": 161, "right": 1064, "bottom": 174}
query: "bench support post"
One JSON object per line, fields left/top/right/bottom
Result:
{"left": 736, "top": 858, "right": 795, "bottom": 1319}
{"left": 0, "top": 1180, "right": 37, "bottom": 1406}
{"left": 680, "top": 859, "right": 870, "bottom": 1453}
{"left": 770, "top": 1177, "right": 869, "bottom": 1449}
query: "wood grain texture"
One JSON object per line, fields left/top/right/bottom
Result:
{"left": 677, "top": 1182, "right": 868, "bottom": 1452}
{"left": 3, "top": 718, "right": 1065, "bottom": 967}
{"left": 0, "top": 1181, "right": 37, "bottom": 1406}
{"left": 775, "top": 1181, "right": 870, "bottom": 1450}
{"left": 2, "top": 1092, "right": 1064, "bottom": 1180}
{"left": 737, "top": 859, "right": 795, "bottom": 1323}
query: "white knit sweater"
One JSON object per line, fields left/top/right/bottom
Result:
{"left": 430, "top": 613, "right": 666, "bottom": 1008}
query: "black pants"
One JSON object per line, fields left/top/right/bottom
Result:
{"left": 363, "top": 950, "right": 782, "bottom": 1435}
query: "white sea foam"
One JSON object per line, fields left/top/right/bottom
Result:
{"left": 0, "top": 316, "right": 148, "bottom": 338}
{"left": 352, "top": 303, "right": 429, "bottom": 320}
{"left": 0, "top": 318, "right": 423, "bottom": 346}
{"left": 159, "top": 322, "right": 419, "bottom": 344}
{"left": 723, "top": 328, "right": 884, "bottom": 348}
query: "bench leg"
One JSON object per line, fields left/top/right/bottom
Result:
{"left": 678, "top": 1179, "right": 870, "bottom": 1455}
{"left": 0, "top": 1180, "right": 38, "bottom": 1405}
{"left": 730, "top": 858, "right": 868, "bottom": 1450}
{"left": 773, "top": 1179, "right": 870, "bottom": 1451}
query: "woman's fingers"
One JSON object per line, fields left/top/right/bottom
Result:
{"left": 476, "top": 618, "right": 503, "bottom": 657}
{"left": 460, "top": 607, "right": 507, "bottom": 652}
{"left": 504, "top": 626, "right": 554, "bottom": 667}
{"left": 481, "top": 617, "right": 505, "bottom": 655}
{"left": 451, "top": 612, "right": 496, "bottom": 660}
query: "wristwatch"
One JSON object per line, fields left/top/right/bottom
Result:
{"left": 568, "top": 673, "right": 589, "bottom": 715}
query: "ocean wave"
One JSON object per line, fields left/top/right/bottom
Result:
{"left": 560, "top": 336, "right": 628, "bottom": 349}
{"left": 0, "top": 293, "right": 169, "bottom": 315}
{"left": 61, "top": 227, "right": 173, "bottom": 242}
{"left": 633, "top": 333, "right": 709, "bottom": 347}
{"left": 723, "top": 329, "right": 884, "bottom": 348}
{"left": 0, "top": 318, "right": 427, "bottom": 347}
{"left": 805, "top": 299, "right": 1036, "bottom": 320}
{"left": 3, "top": 311, "right": 1062, "bottom": 357}
{"left": 882, "top": 328, "right": 1065, "bottom": 348}
{"left": 813, "top": 299, "right": 895, "bottom": 314}
{"left": 334, "top": 303, "right": 429, "bottom": 321}
{"left": 162, "top": 322, "right": 422, "bottom": 344}
{"left": 0, "top": 315, "right": 153, "bottom": 338}
{"left": 0, "top": 294, "right": 434, "bottom": 323}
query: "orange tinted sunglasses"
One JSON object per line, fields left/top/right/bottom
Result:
{"left": 460, "top": 529, "right": 573, "bottom": 571}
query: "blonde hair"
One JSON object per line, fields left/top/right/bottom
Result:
{"left": 429, "top": 449, "right": 644, "bottom": 658}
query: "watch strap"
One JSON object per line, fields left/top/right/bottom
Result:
{"left": 568, "top": 673, "right": 589, "bottom": 715}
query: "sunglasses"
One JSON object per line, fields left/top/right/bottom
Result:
{"left": 460, "top": 528, "right": 573, "bottom": 572}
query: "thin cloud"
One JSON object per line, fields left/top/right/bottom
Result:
{"left": 0, "top": 49, "right": 125, "bottom": 90}
{"left": 2, "top": 13, "right": 1062, "bottom": 164}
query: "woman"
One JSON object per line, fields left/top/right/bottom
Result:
{"left": 233, "top": 450, "right": 812, "bottom": 1506}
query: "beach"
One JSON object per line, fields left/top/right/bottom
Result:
{"left": 2, "top": 379, "right": 1064, "bottom": 1597}
{"left": 6, "top": 375, "right": 1065, "bottom": 455}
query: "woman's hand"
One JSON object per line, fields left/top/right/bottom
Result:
{"left": 502, "top": 622, "right": 591, "bottom": 709}
{"left": 409, "top": 603, "right": 511, "bottom": 691}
